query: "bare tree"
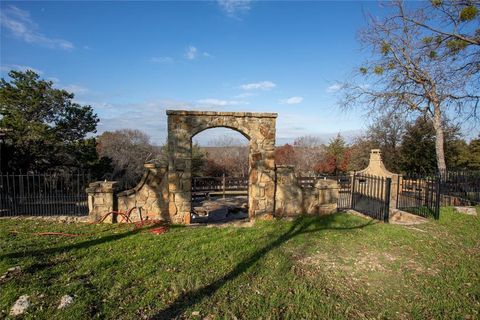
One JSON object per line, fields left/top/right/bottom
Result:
{"left": 366, "top": 112, "right": 407, "bottom": 172}
{"left": 341, "top": 0, "right": 479, "bottom": 173}
{"left": 207, "top": 135, "right": 247, "bottom": 147}
{"left": 97, "top": 129, "right": 163, "bottom": 188}
{"left": 293, "top": 135, "right": 325, "bottom": 174}
{"left": 203, "top": 136, "right": 248, "bottom": 177}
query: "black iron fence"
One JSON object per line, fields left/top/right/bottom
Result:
{"left": 396, "top": 174, "right": 440, "bottom": 219}
{"left": 351, "top": 173, "right": 391, "bottom": 222}
{"left": 336, "top": 175, "right": 352, "bottom": 210}
{"left": 0, "top": 172, "right": 91, "bottom": 216}
{"left": 396, "top": 170, "right": 480, "bottom": 219}
{"left": 440, "top": 170, "right": 480, "bottom": 205}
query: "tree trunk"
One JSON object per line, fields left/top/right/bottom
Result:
{"left": 432, "top": 103, "right": 447, "bottom": 175}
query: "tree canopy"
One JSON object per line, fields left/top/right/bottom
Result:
{"left": 0, "top": 70, "right": 99, "bottom": 172}
{"left": 341, "top": 0, "right": 480, "bottom": 173}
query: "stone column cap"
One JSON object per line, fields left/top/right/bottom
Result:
{"left": 357, "top": 149, "right": 396, "bottom": 177}
{"left": 86, "top": 181, "right": 119, "bottom": 193}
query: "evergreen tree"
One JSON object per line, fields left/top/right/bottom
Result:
{"left": 0, "top": 70, "right": 99, "bottom": 171}
{"left": 467, "top": 137, "right": 480, "bottom": 170}
{"left": 399, "top": 117, "right": 466, "bottom": 174}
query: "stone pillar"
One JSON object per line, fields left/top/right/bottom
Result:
{"left": 274, "top": 165, "right": 303, "bottom": 217}
{"left": 86, "top": 181, "right": 118, "bottom": 223}
{"left": 390, "top": 174, "right": 400, "bottom": 210}
{"left": 167, "top": 114, "right": 192, "bottom": 224}
{"left": 249, "top": 138, "right": 276, "bottom": 218}
{"left": 316, "top": 179, "right": 339, "bottom": 214}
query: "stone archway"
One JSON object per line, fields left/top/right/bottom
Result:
{"left": 167, "top": 110, "right": 277, "bottom": 224}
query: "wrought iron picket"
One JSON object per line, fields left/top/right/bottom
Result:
{"left": 0, "top": 171, "right": 91, "bottom": 216}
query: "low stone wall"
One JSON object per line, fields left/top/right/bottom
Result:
{"left": 86, "top": 163, "right": 169, "bottom": 223}
{"left": 117, "top": 163, "right": 169, "bottom": 222}
{"left": 87, "top": 164, "right": 340, "bottom": 223}
{"left": 275, "top": 165, "right": 339, "bottom": 217}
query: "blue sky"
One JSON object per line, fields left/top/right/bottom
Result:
{"left": 1, "top": 0, "right": 387, "bottom": 145}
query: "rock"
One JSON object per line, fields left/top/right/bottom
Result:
{"left": 57, "top": 295, "right": 74, "bottom": 309}
{"left": 7, "top": 266, "right": 21, "bottom": 273}
{"left": 192, "top": 311, "right": 200, "bottom": 316}
{"left": 10, "top": 295, "right": 30, "bottom": 316}
{"left": 454, "top": 206, "right": 477, "bottom": 216}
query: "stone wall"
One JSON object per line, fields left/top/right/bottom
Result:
{"left": 275, "top": 165, "right": 339, "bottom": 217}
{"left": 86, "top": 164, "right": 169, "bottom": 223}
{"left": 117, "top": 163, "right": 169, "bottom": 222}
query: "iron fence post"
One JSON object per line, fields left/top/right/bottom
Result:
{"left": 384, "top": 177, "right": 391, "bottom": 223}
{"left": 396, "top": 175, "right": 400, "bottom": 209}
{"left": 222, "top": 173, "right": 226, "bottom": 199}
{"left": 350, "top": 171, "right": 356, "bottom": 210}
{"left": 435, "top": 174, "right": 441, "bottom": 220}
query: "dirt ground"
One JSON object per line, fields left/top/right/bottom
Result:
{"left": 191, "top": 196, "right": 248, "bottom": 223}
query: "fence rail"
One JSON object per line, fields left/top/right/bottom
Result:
{"left": 192, "top": 175, "right": 248, "bottom": 198}
{"left": 0, "top": 172, "right": 91, "bottom": 216}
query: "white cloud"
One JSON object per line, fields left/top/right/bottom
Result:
{"left": 240, "top": 81, "right": 276, "bottom": 91}
{"left": 217, "top": 0, "right": 251, "bottom": 16}
{"left": 326, "top": 83, "right": 343, "bottom": 93}
{"left": 185, "top": 46, "right": 198, "bottom": 60}
{"left": 196, "top": 98, "right": 247, "bottom": 107}
{"left": 62, "top": 84, "right": 88, "bottom": 95}
{"left": 0, "top": 5, "right": 74, "bottom": 50}
{"left": 280, "top": 96, "right": 303, "bottom": 105}
{"left": 92, "top": 99, "right": 228, "bottom": 144}
{"left": 151, "top": 56, "right": 174, "bottom": 63}
{"left": 0, "top": 64, "right": 43, "bottom": 75}
{"left": 233, "top": 92, "right": 254, "bottom": 99}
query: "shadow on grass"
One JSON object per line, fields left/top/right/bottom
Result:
{"left": 1, "top": 223, "right": 168, "bottom": 260}
{"left": 150, "top": 214, "right": 376, "bottom": 319}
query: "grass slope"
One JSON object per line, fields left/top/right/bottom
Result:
{"left": 0, "top": 208, "right": 479, "bottom": 319}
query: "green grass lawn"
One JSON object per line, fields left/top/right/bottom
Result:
{"left": 1, "top": 208, "right": 479, "bottom": 319}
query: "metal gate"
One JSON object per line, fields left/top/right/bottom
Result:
{"left": 396, "top": 174, "right": 440, "bottom": 219}
{"left": 337, "top": 175, "right": 352, "bottom": 210}
{"left": 0, "top": 172, "right": 91, "bottom": 216}
{"left": 351, "top": 173, "right": 391, "bottom": 222}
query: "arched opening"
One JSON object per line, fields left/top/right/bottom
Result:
{"left": 190, "top": 127, "right": 250, "bottom": 223}
{"left": 166, "top": 110, "right": 277, "bottom": 224}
